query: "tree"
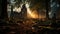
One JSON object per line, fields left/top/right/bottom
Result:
{"left": 14, "top": 0, "right": 22, "bottom": 7}
{"left": 46, "top": 0, "right": 50, "bottom": 19}
{"left": 0, "top": 0, "right": 8, "bottom": 19}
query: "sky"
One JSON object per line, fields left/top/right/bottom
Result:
{"left": 7, "top": 0, "right": 47, "bottom": 19}
{"left": 7, "top": 0, "right": 60, "bottom": 19}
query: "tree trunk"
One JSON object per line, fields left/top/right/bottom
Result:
{"left": 0, "top": 0, "right": 8, "bottom": 19}
{"left": 46, "top": 0, "right": 50, "bottom": 20}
